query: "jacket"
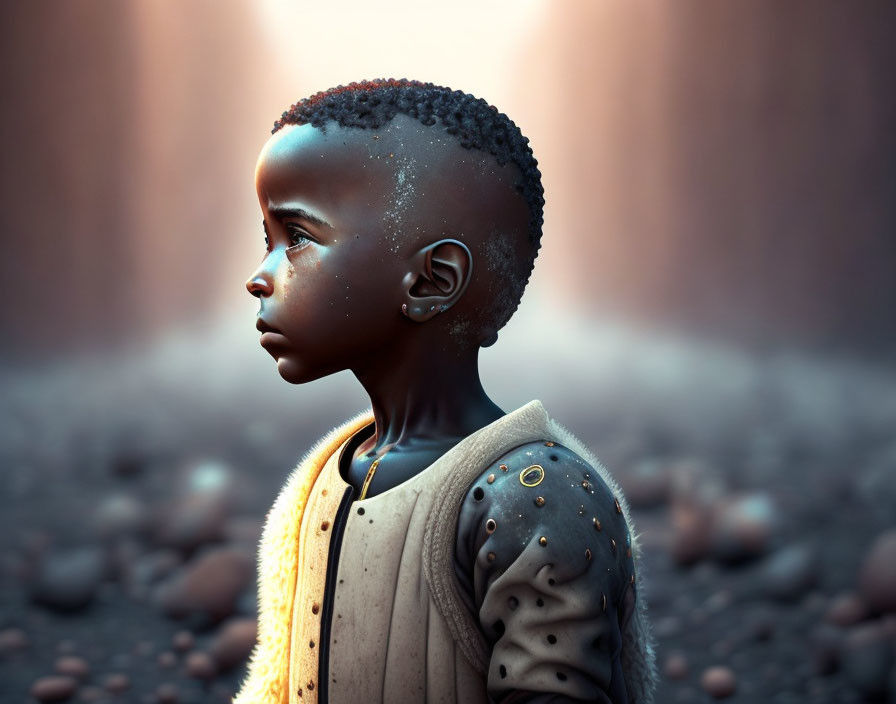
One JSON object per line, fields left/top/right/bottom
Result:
{"left": 232, "top": 399, "right": 657, "bottom": 703}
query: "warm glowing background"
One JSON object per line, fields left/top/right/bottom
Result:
{"left": 2, "top": 2, "right": 895, "bottom": 703}
{"left": 3, "top": 0, "right": 894, "bottom": 364}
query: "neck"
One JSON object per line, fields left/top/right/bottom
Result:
{"left": 350, "top": 335, "right": 504, "bottom": 455}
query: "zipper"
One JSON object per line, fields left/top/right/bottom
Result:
{"left": 317, "top": 485, "right": 355, "bottom": 703}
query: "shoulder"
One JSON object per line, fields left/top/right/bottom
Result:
{"left": 453, "top": 441, "right": 640, "bottom": 702}
{"left": 458, "top": 439, "right": 629, "bottom": 546}
{"left": 454, "top": 439, "right": 634, "bottom": 611}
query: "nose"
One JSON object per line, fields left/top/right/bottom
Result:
{"left": 246, "top": 271, "right": 273, "bottom": 298}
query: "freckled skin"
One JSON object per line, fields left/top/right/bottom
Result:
{"left": 246, "top": 115, "right": 532, "bottom": 496}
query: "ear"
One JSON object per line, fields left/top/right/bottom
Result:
{"left": 401, "top": 238, "right": 472, "bottom": 322}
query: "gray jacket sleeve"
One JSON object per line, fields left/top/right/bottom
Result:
{"left": 454, "top": 441, "right": 636, "bottom": 704}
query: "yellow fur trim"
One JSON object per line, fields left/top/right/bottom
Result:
{"left": 231, "top": 408, "right": 374, "bottom": 704}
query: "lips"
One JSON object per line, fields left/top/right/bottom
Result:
{"left": 256, "top": 318, "right": 288, "bottom": 352}
{"left": 256, "top": 318, "right": 282, "bottom": 335}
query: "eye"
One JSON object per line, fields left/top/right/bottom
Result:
{"left": 286, "top": 225, "right": 313, "bottom": 249}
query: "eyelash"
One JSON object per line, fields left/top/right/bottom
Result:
{"left": 286, "top": 226, "right": 312, "bottom": 249}
{"left": 263, "top": 226, "right": 313, "bottom": 251}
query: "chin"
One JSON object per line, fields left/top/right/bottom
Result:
{"left": 276, "top": 357, "right": 329, "bottom": 385}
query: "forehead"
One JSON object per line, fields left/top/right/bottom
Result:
{"left": 255, "top": 121, "right": 374, "bottom": 204}
{"left": 255, "top": 113, "right": 527, "bottom": 233}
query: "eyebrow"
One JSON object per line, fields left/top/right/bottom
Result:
{"left": 264, "top": 205, "right": 333, "bottom": 230}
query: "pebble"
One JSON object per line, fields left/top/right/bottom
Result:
{"left": 841, "top": 621, "right": 895, "bottom": 698}
{"left": 700, "top": 665, "right": 737, "bottom": 699}
{"left": 858, "top": 528, "right": 896, "bottom": 614}
{"left": 155, "top": 683, "right": 179, "bottom": 703}
{"left": 209, "top": 617, "right": 257, "bottom": 670}
{"left": 710, "top": 492, "right": 776, "bottom": 564}
{"left": 618, "top": 459, "right": 670, "bottom": 508}
{"left": 664, "top": 651, "right": 689, "bottom": 680}
{"left": 172, "top": 630, "right": 195, "bottom": 652}
{"left": 0, "top": 627, "right": 29, "bottom": 653}
{"left": 826, "top": 592, "right": 869, "bottom": 627}
{"left": 103, "top": 673, "right": 130, "bottom": 694}
{"left": 131, "top": 550, "right": 183, "bottom": 588}
{"left": 669, "top": 502, "right": 714, "bottom": 566}
{"left": 54, "top": 655, "right": 90, "bottom": 680}
{"left": 30, "top": 675, "right": 79, "bottom": 702}
{"left": 185, "top": 651, "right": 217, "bottom": 681}
{"left": 809, "top": 623, "right": 843, "bottom": 676}
{"left": 155, "top": 546, "right": 253, "bottom": 623}
{"left": 757, "top": 543, "right": 819, "bottom": 601}
{"left": 29, "top": 547, "right": 106, "bottom": 612}
{"left": 153, "top": 461, "right": 234, "bottom": 552}
{"left": 153, "top": 491, "right": 231, "bottom": 552}
{"left": 157, "top": 650, "right": 177, "bottom": 668}
{"left": 92, "top": 493, "right": 148, "bottom": 540}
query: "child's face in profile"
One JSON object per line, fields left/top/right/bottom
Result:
{"left": 248, "top": 120, "right": 411, "bottom": 384}
{"left": 247, "top": 115, "right": 529, "bottom": 384}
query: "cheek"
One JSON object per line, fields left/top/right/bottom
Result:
{"left": 276, "top": 257, "right": 361, "bottom": 324}
{"left": 268, "top": 259, "right": 319, "bottom": 329}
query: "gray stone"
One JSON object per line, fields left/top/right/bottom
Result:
{"left": 710, "top": 492, "right": 776, "bottom": 564}
{"left": 758, "top": 543, "right": 820, "bottom": 601}
{"left": 92, "top": 493, "right": 148, "bottom": 541}
{"left": 842, "top": 621, "right": 895, "bottom": 699}
{"left": 29, "top": 547, "right": 106, "bottom": 612}
{"left": 859, "top": 529, "right": 896, "bottom": 614}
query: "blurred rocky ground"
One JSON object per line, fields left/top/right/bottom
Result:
{"left": 1, "top": 309, "right": 894, "bottom": 703}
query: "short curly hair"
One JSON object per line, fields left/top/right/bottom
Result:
{"left": 273, "top": 78, "right": 545, "bottom": 340}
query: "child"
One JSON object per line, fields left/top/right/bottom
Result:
{"left": 234, "top": 79, "right": 657, "bottom": 704}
